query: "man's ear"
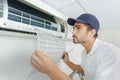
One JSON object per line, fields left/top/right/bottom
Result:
{"left": 90, "top": 29, "right": 96, "bottom": 37}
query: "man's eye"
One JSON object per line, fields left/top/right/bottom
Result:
{"left": 77, "top": 27, "right": 81, "bottom": 29}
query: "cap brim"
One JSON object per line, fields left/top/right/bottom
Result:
{"left": 67, "top": 18, "right": 87, "bottom": 26}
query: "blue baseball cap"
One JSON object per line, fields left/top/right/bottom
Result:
{"left": 67, "top": 13, "right": 100, "bottom": 33}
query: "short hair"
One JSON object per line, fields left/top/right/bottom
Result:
{"left": 84, "top": 23, "right": 98, "bottom": 38}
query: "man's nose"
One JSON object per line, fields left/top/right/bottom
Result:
{"left": 72, "top": 29, "right": 76, "bottom": 35}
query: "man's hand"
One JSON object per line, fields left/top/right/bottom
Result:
{"left": 31, "top": 50, "right": 72, "bottom": 80}
{"left": 62, "top": 51, "right": 85, "bottom": 76}
{"left": 31, "top": 50, "right": 56, "bottom": 73}
{"left": 63, "top": 51, "right": 70, "bottom": 64}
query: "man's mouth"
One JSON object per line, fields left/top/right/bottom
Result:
{"left": 72, "top": 35, "right": 77, "bottom": 38}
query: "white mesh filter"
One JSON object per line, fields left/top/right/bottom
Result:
{"left": 28, "top": 30, "right": 65, "bottom": 80}
{"left": 37, "top": 30, "right": 65, "bottom": 63}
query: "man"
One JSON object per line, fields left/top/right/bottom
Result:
{"left": 31, "top": 13, "right": 120, "bottom": 80}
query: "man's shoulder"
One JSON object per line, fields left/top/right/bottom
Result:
{"left": 97, "top": 39, "right": 120, "bottom": 50}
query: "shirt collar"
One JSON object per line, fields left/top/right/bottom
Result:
{"left": 86, "top": 38, "right": 100, "bottom": 56}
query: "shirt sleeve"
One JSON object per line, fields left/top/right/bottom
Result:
{"left": 95, "top": 51, "right": 116, "bottom": 80}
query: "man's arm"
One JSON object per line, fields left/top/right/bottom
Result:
{"left": 95, "top": 52, "right": 117, "bottom": 80}
{"left": 31, "top": 50, "right": 72, "bottom": 80}
{"left": 63, "top": 52, "right": 85, "bottom": 76}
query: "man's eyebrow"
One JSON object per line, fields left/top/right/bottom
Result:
{"left": 74, "top": 25, "right": 82, "bottom": 28}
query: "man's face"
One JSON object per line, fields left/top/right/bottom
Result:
{"left": 72, "top": 22, "right": 91, "bottom": 44}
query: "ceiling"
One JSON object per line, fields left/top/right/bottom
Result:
{"left": 40, "top": 0, "right": 120, "bottom": 29}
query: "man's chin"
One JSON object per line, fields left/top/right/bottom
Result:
{"left": 73, "top": 41, "right": 78, "bottom": 44}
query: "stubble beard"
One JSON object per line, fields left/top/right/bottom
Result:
{"left": 73, "top": 35, "right": 80, "bottom": 44}
{"left": 72, "top": 35, "right": 87, "bottom": 44}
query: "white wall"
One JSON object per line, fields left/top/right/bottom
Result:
{"left": 99, "top": 28, "right": 120, "bottom": 48}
